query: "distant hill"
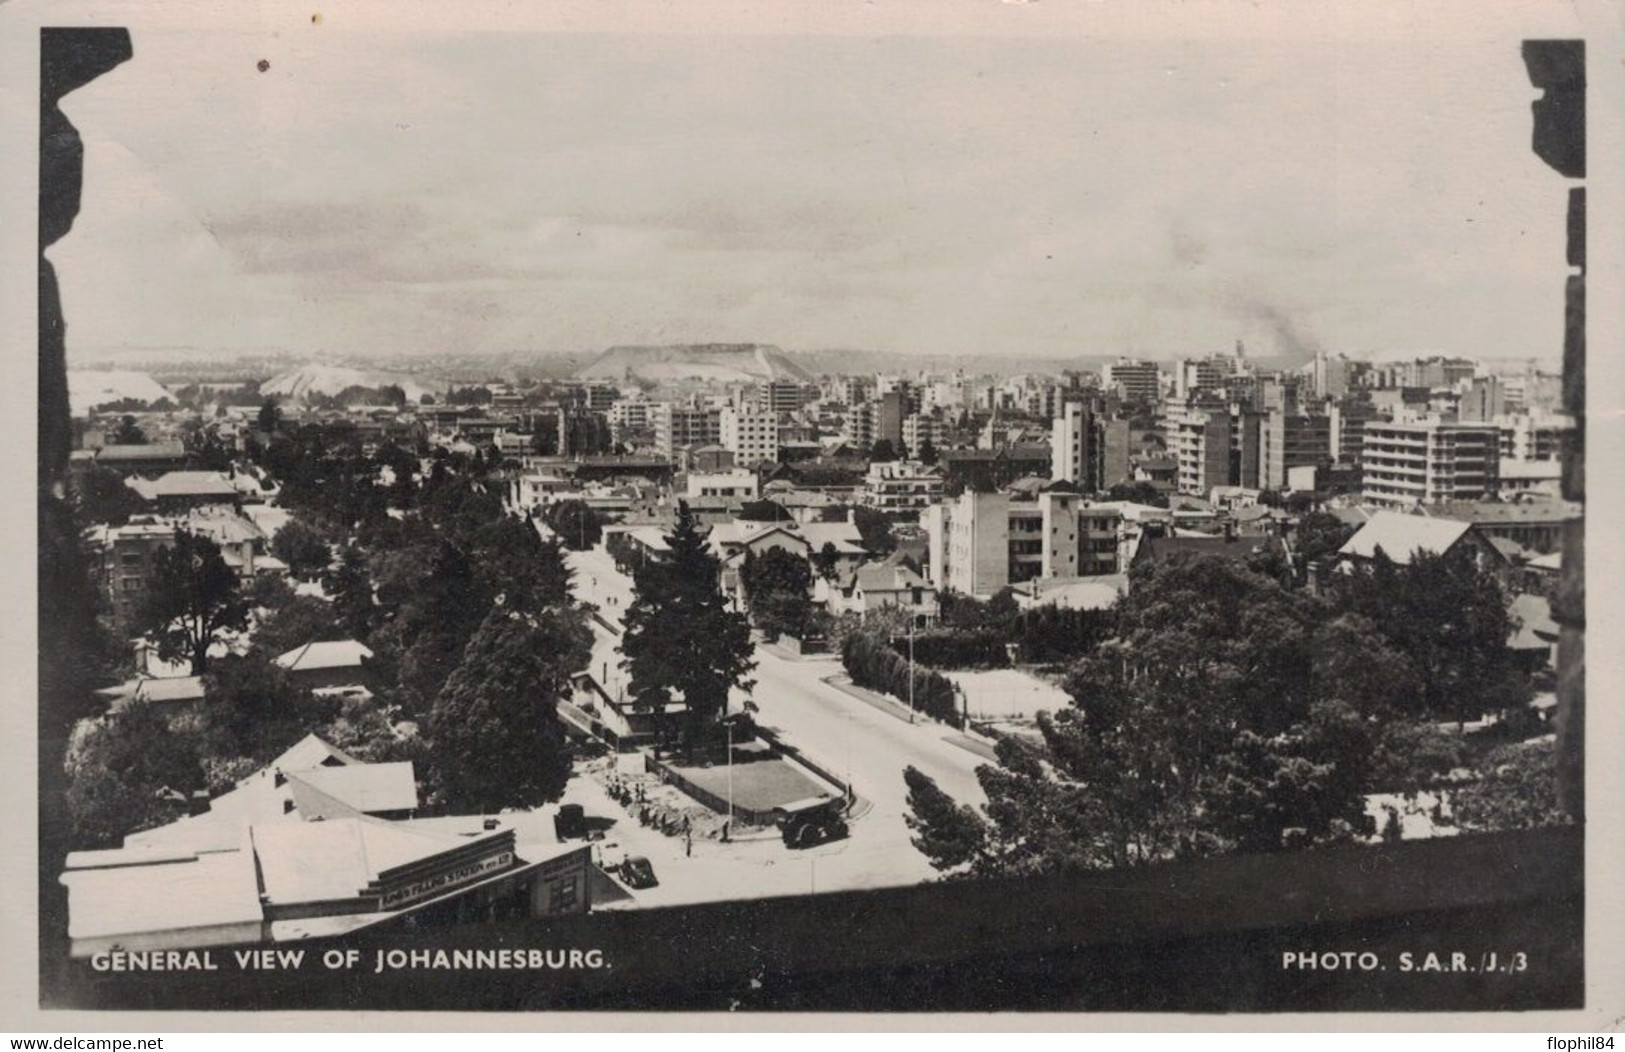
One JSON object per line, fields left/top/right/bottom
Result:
{"left": 68, "top": 370, "right": 173, "bottom": 415}
{"left": 574, "top": 343, "right": 813, "bottom": 385}
{"left": 262, "top": 364, "right": 434, "bottom": 404}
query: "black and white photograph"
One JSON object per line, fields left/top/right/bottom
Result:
{"left": 8, "top": 0, "right": 1623, "bottom": 1027}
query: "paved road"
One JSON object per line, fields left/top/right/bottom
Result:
{"left": 561, "top": 543, "right": 991, "bottom": 894}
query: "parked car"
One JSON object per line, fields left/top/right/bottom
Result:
{"left": 619, "top": 856, "right": 658, "bottom": 889}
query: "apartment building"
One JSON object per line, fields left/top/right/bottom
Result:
{"left": 923, "top": 491, "right": 1122, "bottom": 597}
{"left": 1050, "top": 402, "right": 1104, "bottom": 491}
{"left": 1103, "top": 359, "right": 1161, "bottom": 404}
{"left": 650, "top": 403, "right": 721, "bottom": 459}
{"left": 1361, "top": 421, "right": 1500, "bottom": 508}
{"left": 719, "top": 403, "right": 780, "bottom": 468}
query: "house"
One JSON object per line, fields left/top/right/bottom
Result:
{"left": 1419, "top": 498, "right": 1578, "bottom": 555}
{"left": 273, "top": 639, "right": 376, "bottom": 694}
{"left": 1334, "top": 510, "right": 1507, "bottom": 577}
{"left": 825, "top": 555, "right": 938, "bottom": 624}
{"left": 90, "top": 440, "right": 190, "bottom": 476}
{"left": 183, "top": 507, "right": 269, "bottom": 580}
{"left": 100, "top": 674, "right": 209, "bottom": 728}
{"left": 1010, "top": 574, "right": 1129, "bottom": 611}
{"left": 126, "top": 471, "right": 240, "bottom": 512}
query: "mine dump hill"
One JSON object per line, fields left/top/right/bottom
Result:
{"left": 573, "top": 343, "right": 814, "bottom": 385}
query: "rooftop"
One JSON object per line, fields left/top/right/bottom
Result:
{"left": 1338, "top": 511, "right": 1476, "bottom": 564}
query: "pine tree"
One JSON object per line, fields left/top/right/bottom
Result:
{"left": 621, "top": 502, "right": 755, "bottom": 755}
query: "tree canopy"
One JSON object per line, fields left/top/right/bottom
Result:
{"left": 134, "top": 531, "right": 250, "bottom": 673}
{"left": 621, "top": 503, "right": 755, "bottom": 754}
{"left": 429, "top": 605, "right": 591, "bottom": 812}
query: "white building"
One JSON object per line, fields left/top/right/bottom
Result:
{"left": 686, "top": 469, "right": 760, "bottom": 500}
{"left": 719, "top": 404, "right": 780, "bottom": 468}
{"left": 1360, "top": 421, "right": 1500, "bottom": 509}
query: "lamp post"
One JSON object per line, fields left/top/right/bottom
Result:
{"left": 725, "top": 716, "right": 735, "bottom": 838}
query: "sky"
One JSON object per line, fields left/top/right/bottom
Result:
{"left": 46, "top": 3, "right": 1589, "bottom": 365}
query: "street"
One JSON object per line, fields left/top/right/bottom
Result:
{"left": 559, "top": 541, "right": 990, "bottom": 899}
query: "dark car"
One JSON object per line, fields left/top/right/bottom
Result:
{"left": 775, "top": 796, "right": 850, "bottom": 850}
{"left": 619, "top": 856, "right": 658, "bottom": 889}
{"left": 554, "top": 803, "right": 587, "bottom": 842}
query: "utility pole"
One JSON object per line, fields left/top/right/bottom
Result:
{"left": 725, "top": 718, "right": 735, "bottom": 836}
{"left": 907, "top": 614, "right": 916, "bottom": 723}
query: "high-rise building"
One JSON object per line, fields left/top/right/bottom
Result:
{"left": 1260, "top": 411, "right": 1333, "bottom": 490}
{"left": 758, "top": 381, "right": 808, "bottom": 415}
{"left": 1050, "top": 402, "right": 1104, "bottom": 491}
{"left": 1459, "top": 377, "right": 1506, "bottom": 422}
{"left": 650, "top": 403, "right": 721, "bottom": 459}
{"left": 852, "top": 390, "right": 905, "bottom": 452}
{"left": 1361, "top": 421, "right": 1500, "bottom": 508}
{"left": 1307, "top": 353, "right": 1350, "bottom": 400}
{"left": 1103, "top": 359, "right": 1162, "bottom": 405}
{"left": 719, "top": 403, "right": 779, "bottom": 468}
{"left": 1166, "top": 399, "right": 1231, "bottom": 496}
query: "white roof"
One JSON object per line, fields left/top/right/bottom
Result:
{"left": 61, "top": 836, "right": 263, "bottom": 943}
{"left": 274, "top": 639, "right": 374, "bottom": 673}
{"left": 1338, "top": 511, "right": 1474, "bottom": 565}
{"left": 252, "top": 817, "right": 487, "bottom": 905}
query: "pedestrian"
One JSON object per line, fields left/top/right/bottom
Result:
{"left": 685, "top": 830, "right": 693, "bottom": 858}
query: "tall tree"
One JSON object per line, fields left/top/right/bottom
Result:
{"left": 813, "top": 541, "right": 842, "bottom": 581}
{"left": 256, "top": 397, "right": 282, "bottom": 433}
{"left": 870, "top": 438, "right": 898, "bottom": 462}
{"left": 251, "top": 596, "right": 345, "bottom": 658}
{"left": 1335, "top": 548, "right": 1523, "bottom": 724}
{"left": 739, "top": 547, "right": 813, "bottom": 639}
{"left": 850, "top": 506, "right": 897, "bottom": 554}
{"left": 906, "top": 554, "right": 1386, "bottom": 876}
{"left": 271, "top": 519, "right": 333, "bottom": 579}
{"left": 429, "top": 604, "right": 591, "bottom": 811}
{"left": 201, "top": 651, "right": 327, "bottom": 765}
{"left": 135, "top": 531, "right": 250, "bottom": 673}
{"left": 325, "top": 543, "right": 377, "bottom": 639}
{"left": 1294, "top": 511, "right": 1356, "bottom": 566}
{"left": 63, "top": 704, "right": 204, "bottom": 848}
{"left": 621, "top": 502, "right": 755, "bottom": 754}
{"left": 69, "top": 465, "right": 144, "bottom": 526}
{"left": 916, "top": 438, "right": 939, "bottom": 466}
{"left": 541, "top": 499, "right": 602, "bottom": 551}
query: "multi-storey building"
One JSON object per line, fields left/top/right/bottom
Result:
{"left": 1361, "top": 421, "right": 1500, "bottom": 508}
{"left": 650, "top": 403, "right": 721, "bottom": 460}
{"left": 1050, "top": 402, "right": 1104, "bottom": 491}
{"left": 719, "top": 403, "right": 779, "bottom": 468}
{"left": 1260, "top": 411, "right": 1333, "bottom": 491}
{"left": 1494, "top": 412, "right": 1574, "bottom": 462}
{"left": 901, "top": 411, "right": 946, "bottom": 456}
{"left": 1165, "top": 399, "right": 1231, "bottom": 496}
{"left": 851, "top": 390, "right": 904, "bottom": 452}
{"left": 758, "top": 381, "right": 808, "bottom": 415}
{"left": 1328, "top": 397, "right": 1379, "bottom": 465}
{"left": 1174, "top": 355, "right": 1239, "bottom": 400}
{"left": 1306, "top": 353, "right": 1350, "bottom": 400}
{"left": 865, "top": 461, "right": 944, "bottom": 513}
{"left": 607, "top": 395, "right": 651, "bottom": 443}
{"left": 96, "top": 518, "right": 179, "bottom": 636}
{"left": 923, "top": 491, "right": 1121, "bottom": 597}
{"left": 1103, "top": 359, "right": 1161, "bottom": 405}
